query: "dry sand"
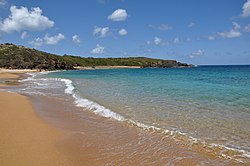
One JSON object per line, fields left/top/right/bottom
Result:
{"left": 0, "top": 71, "right": 73, "bottom": 166}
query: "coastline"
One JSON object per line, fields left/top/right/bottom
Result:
{"left": 74, "top": 65, "right": 141, "bottom": 70}
{"left": 0, "top": 69, "right": 248, "bottom": 165}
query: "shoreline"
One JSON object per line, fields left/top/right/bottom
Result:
{"left": 0, "top": 71, "right": 75, "bottom": 165}
{"left": 74, "top": 65, "right": 141, "bottom": 70}
{"left": 0, "top": 69, "right": 248, "bottom": 165}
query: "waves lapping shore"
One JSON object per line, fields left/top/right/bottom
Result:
{"left": 13, "top": 67, "right": 250, "bottom": 164}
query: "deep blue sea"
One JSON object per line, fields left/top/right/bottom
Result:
{"left": 17, "top": 65, "right": 250, "bottom": 160}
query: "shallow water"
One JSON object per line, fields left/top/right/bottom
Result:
{"left": 13, "top": 66, "right": 250, "bottom": 163}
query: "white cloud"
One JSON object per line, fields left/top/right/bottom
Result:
{"left": 72, "top": 35, "right": 80, "bottom": 43}
{"left": 146, "top": 41, "right": 151, "bottom": 45}
{"left": 190, "top": 49, "right": 204, "bottom": 59}
{"left": 232, "top": 22, "right": 241, "bottom": 30}
{"left": 218, "top": 29, "right": 242, "bottom": 38}
{"left": 173, "top": 37, "right": 180, "bottom": 44}
{"left": 29, "top": 37, "right": 43, "bottom": 47}
{"left": 244, "top": 24, "right": 250, "bottom": 32}
{"left": 44, "top": 33, "right": 65, "bottom": 45}
{"left": 108, "top": 9, "right": 128, "bottom": 21}
{"left": 241, "top": 0, "right": 250, "bottom": 17}
{"left": 29, "top": 33, "right": 64, "bottom": 47}
{"left": 188, "top": 22, "right": 195, "bottom": 28}
{"left": 0, "top": 0, "right": 7, "bottom": 6}
{"left": 118, "top": 28, "right": 128, "bottom": 36}
{"left": 91, "top": 44, "right": 105, "bottom": 54}
{"left": 93, "top": 26, "right": 110, "bottom": 38}
{"left": 154, "top": 37, "right": 162, "bottom": 45}
{"left": 21, "top": 31, "right": 29, "bottom": 39}
{"left": 149, "top": 24, "right": 173, "bottom": 31}
{"left": 0, "top": 6, "right": 54, "bottom": 33}
{"left": 218, "top": 22, "right": 242, "bottom": 38}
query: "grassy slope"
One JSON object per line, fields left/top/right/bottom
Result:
{"left": 0, "top": 43, "right": 191, "bottom": 70}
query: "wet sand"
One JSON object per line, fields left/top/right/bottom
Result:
{"left": 29, "top": 92, "right": 244, "bottom": 165}
{"left": 0, "top": 69, "right": 38, "bottom": 86}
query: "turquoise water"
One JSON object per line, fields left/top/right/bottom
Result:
{"left": 19, "top": 66, "right": 250, "bottom": 159}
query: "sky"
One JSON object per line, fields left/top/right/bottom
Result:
{"left": 0, "top": 0, "right": 250, "bottom": 65}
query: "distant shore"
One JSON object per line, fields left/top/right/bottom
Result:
{"left": 75, "top": 65, "right": 141, "bottom": 70}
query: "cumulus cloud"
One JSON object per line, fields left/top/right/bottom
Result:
{"left": 29, "top": 37, "right": 43, "bottom": 47}
{"left": 91, "top": 44, "right": 105, "bottom": 54}
{"left": 72, "top": 35, "right": 80, "bottom": 43}
{"left": 0, "top": 0, "right": 7, "bottom": 6}
{"left": 241, "top": 0, "right": 250, "bottom": 17}
{"left": 44, "top": 33, "right": 65, "bottom": 45}
{"left": 190, "top": 49, "right": 204, "bottom": 59}
{"left": 118, "top": 28, "right": 128, "bottom": 36}
{"left": 108, "top": 9, "right": 128, "bottom": 21}
{"left": 188, "top": 22, "right": 195, "bottom": 28}
{"left": 0, "top": 6, "right": 54, "bottom": 33}
{"left": 149, "top": 24, "right": 173, "bottom": 31}
{"left": 30, "top": 33, "right": 64, "bottom": 47}
{"left": 21, "top": 31, "right": 29, "bottom": 39}
{"left": 93, "top": 26, "right": 110, "bottom": 38}
{"left": 218, "top": 29, "right": 241, "bottom": 38}
{"left": 154, "top": 37, "right": 162, "bottom": 45}
{"left": 173, "top": 37, "right": 180, "bottom": 44}
{"left": 218, "top": 22, "right": 242, "bottom": 38}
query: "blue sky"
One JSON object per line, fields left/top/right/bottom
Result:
{"left": 0, "top": 0, "right": 250, "bottom": 65}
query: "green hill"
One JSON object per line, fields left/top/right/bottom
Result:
{"left": 0, "top": 43, "right": 192, "bottom": 70}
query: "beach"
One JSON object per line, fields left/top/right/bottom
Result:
{"left": 0, "top": 69, "right": 248, "bottom": 165}
{"left": 0, "top": 70, "right": 73, "bottom": 166}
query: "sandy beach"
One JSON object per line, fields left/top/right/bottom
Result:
{"left": 0, "top": 71, "right": 73, "bottom": 166}
{"left": 0, "top": 69, "right": 247, "bottom": 165}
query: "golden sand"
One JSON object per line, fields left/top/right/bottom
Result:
{"left": 0, "top": 91, "right": 73, "bottom": 166}
{"left": 0, "top": 71, "right": 73, "bottom": 166}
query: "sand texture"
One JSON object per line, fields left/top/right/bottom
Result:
{"left": 0, "top": 91, "right": 72, "bottom": 166}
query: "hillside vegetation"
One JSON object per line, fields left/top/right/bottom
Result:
{"left": 0, "top": 43, "right": 192, "bottom": 70}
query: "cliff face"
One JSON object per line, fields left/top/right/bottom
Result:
{"left": 0, "top": 43, "right": 192, "bottom": 70}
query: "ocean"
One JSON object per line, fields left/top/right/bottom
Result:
{"left": 15, "top": 65, "right": 250, "bottom": 164}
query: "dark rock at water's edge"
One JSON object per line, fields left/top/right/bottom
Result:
{"left": 0, "top": 43, "right": 193, "bottom": 70}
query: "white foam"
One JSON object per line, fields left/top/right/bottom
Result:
{"left": 59, "top": 78, "right": 75, "bottom": 94}
{"left": 72, "top": 93, "right": 125, "bottom": 121}
{"left": 19, "top": 72, "right": 37, "bottom": 82}
{"left": 53, "top": 77, "right": 125, "bottom": 121}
